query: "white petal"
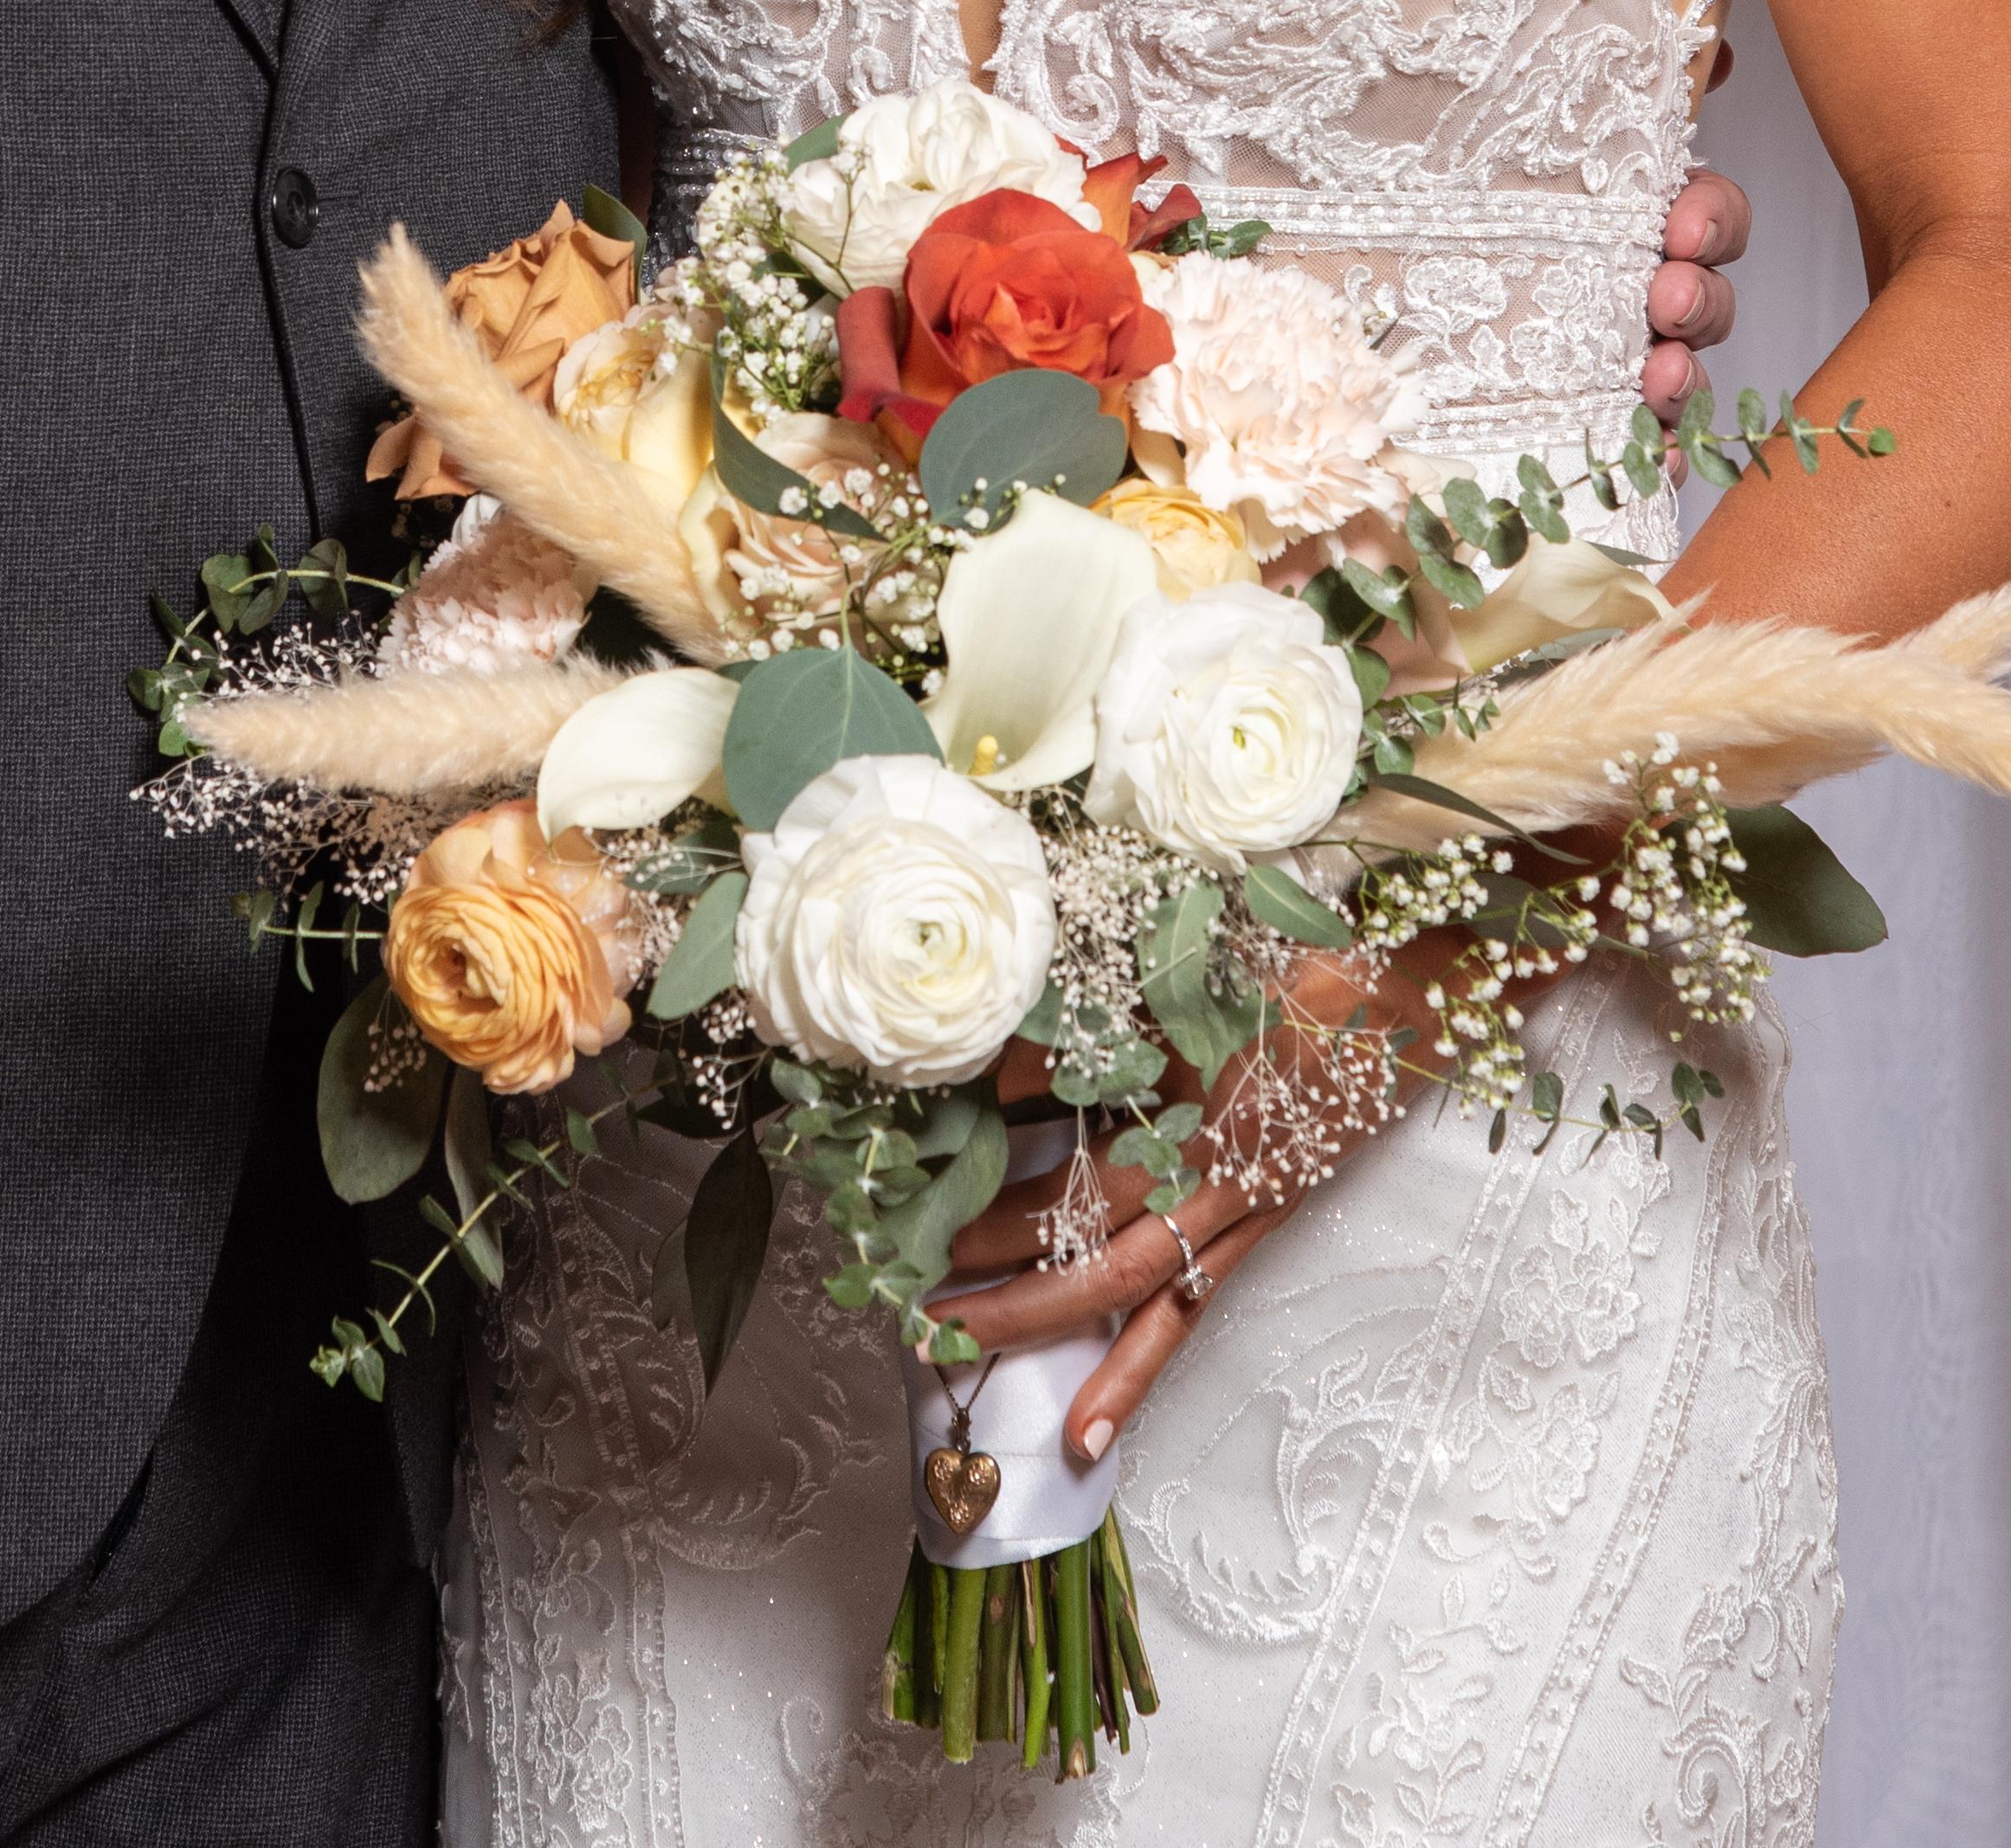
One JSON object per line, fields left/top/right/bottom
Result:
{"left": 925, "top": 492, "right": 1157, "bottom": 791}
{"left": 1453, "top": 538, "right": 1676, "bottom": 673}
{"left": 537, "top": 667, "right": 738, "bottom": 840}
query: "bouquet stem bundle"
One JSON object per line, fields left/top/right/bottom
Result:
{"left": 882, "top": 1508, "right": 1157, "bottom": 1778}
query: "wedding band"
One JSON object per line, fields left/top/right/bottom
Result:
{"left": 1162, "top": 1213, "right": 1216, "bottom": 1304}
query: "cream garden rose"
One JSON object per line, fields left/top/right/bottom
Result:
{"left": 679, "top": 412, "right": 899, "bottom": 628}
{"left": 1131, "top": 254, "right": 1434, "bottom": 559}
{"left": 553, "top": 300, "right": 714, "bottom": 518}
{"left": 1085, "top": 583, "right": 1364, "bottom": 873}
{"left": 385, "top": 800, "right": 640, "bottom": 1095}
{"left": 1093, "top": 479, "right": 1261, "bottom": 599}
{"left": 783, "top": 80, "right": 1099, "bottom": 294}
{"left": 735, "top": 755, "right": 1057, "bottom": 1087}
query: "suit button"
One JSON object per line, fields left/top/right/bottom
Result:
{"left": 270, "top": 167, "right": 319, "bottom": 248}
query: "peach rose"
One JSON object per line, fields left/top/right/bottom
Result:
{"left": 1093, "top": 478, "right": 1260, "bottom": 598}
{"left": 385, "top": 799, "right": 640, "bottom": 1094}
{"left": 368, "top": 202, "right": 638, "bottom": 499}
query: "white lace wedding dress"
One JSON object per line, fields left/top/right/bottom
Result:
{"left": 438, "top": 5, "right": 1844, "bottom": 1843}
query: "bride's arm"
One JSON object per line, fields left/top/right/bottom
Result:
{"left": 1665, "top": 0, "right": 2011, "bottom": 634}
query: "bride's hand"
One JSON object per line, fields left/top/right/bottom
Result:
{"left": 1644, "top": 166, "right": 1754, "bottom": 476}
{"left": 946, "top": 937, "right": 1459, "bottom": 1461}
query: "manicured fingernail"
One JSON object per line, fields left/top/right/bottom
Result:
{"left": 1676, "top": 284, "right": 1705, "bottom": 329}
{"left": 1695, "top": 216, "right": 1723, "bottom": 264}
{"left": 1079, "top": 1418, "right": 1114, "bottom": 1461}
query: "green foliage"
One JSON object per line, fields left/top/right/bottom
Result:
{"left": 626, "top": 808, "right": 741, "bottom": 896}
{"left": 1724, "top": 804, "right": 1888, "bottom": 956}
{"left": 1366, "top": 770, "right": 1586, "bottom": 862}
{"left": 647, "top": 871, "right": 749, "bottom": 1018}
{"left": 1138, "top": 882, "right": 1266, "bottom": 1088}
{"left": 581, "top": 183, "right": 647, "bottom": 290}
{"left": 1405, "top": 495, "right": 1485, "bottom": 608}
{"left": 720, "top": 645, "right": 942, "bottom": 828}
{"left": 1242, "top": 864, "right": 1352, "bottom": 950}
{"left": 316, "top": 976, "right": 448, "bottom": 1205}
{"left": 665, "top": 1126, "right": 777, "bottom": 1391}
{"left": 710, "top": 352, "right": 880, "bottom": 538}
{"left": 1157, "top": 214, "right": 1270, "bottom": 259}
{"left": 783, "top": 114, "right": 848, "bottom": 169}
{"left": 1516, "top": 455, "right": 1569, "bottom": 544}
{"left": 918, "top": 370, "right": 1128, "bottom": 528}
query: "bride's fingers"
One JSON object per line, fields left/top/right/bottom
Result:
{"left": 1060, "top": 1200, "right": 1299, "bottom": 1461}
{"left": 947, "top": 1179, "right": 1247, "bottom": 1352}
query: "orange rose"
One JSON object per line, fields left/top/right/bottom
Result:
{"left": 384, "top": 799, "right": 640, "bottom": 1094}
{"left": 837, "top": 190, "right": 1176, "bottom": 444}
{"left": 367, "top": 202, "right": 637, "bottom": 499}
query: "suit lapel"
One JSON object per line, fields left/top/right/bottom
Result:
{"left": 214, "top": 0, "right": 288, "bottom": 75}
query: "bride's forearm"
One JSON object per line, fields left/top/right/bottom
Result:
{"left": 1664, "top": 231, "right": 2011, "bottom": 638}
{"left": 1666, "top": 0, "right": 2011, "bottom": 640}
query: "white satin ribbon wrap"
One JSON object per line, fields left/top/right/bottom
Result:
{"left": 901, "top": 1119, "right": 1121, "bottom": 1568}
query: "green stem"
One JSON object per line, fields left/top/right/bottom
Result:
{"left": 1093, "top": 1527, "right": 1130, "bottom": 1753}
{"left": 929, "top": 1561, "right": 951, "bottom": 1704}
{"left": 976, "top": 1564, "right": 1016, "bottom": 1742}
{"left": 1020, "top": 1559, "right": 1051, "bottom": 1770}
{"left": 940, "top": 1568, "right": 989, "bottom": 1762}
{"left": 913, "top": 1557, "right": 942, "bottom": 1729}
{"left": 1104, "top": 1510, "right": 1159, "bottom": 1716}
{"left": 225, "top": 566, "right": 410, "bottom": 600}
{"left": 881, "top": 1542, "right": 923, "bottom": 1723}
{"left": 1054, "top": 1540, "right": 1096, "bottom": 1781}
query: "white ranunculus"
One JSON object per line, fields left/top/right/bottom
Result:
{"left": 1085, "top": 583, "right": 1364, "bottom": 873}
{"left": 783, "top": 80, "right": 1099, "bottom": 295}
{"left": 1131, "top": 254, "right": 1435, "bottom": 559}
{"left": 736, "top": 755, "right": 1057, "bottom": 1087}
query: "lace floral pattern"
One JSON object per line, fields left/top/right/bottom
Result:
{"left": 623, "top": 0, "right": 1711, "bottom": 559}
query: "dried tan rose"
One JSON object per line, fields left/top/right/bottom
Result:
{"left": 367, "top": 202, "right": 637, "bottom": 499}
{"left": 384, "top": 799, "right": 639, "bottom": 1094}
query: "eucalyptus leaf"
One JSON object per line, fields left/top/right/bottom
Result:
{"left": 918, "top": 370, "right": 1127, "bottom": 527}
{"left": 783, "top": 114, "right": 848, "bottom": 169}
{"left": 317, "top": 975, "right": 448, "bottom": 1204}
{"left": 720, "top": 646, "right": 941, "bottom": 829}
{"left": 1243, "top": 865, "right": 1353, "bottom": 949}
{"left": 1138, "top": 883, "right": 1266, "bottom": 1087}
{"left": 873, "top": 1095, "right": 1009, "bottom": 1303}
{"left": 648, "top": 871, "right": 748, "bottom": 1019}
{"left": 710, "top": 353, "right": 879, "bottom": 539}
{"left": 627, "top": 807, "right": 742, "bottom": 897}
{"left": 1724, "top": 805, "right": 1888, "bottom": 956}
{"left": 1015, "top": 979, "right": 1065, "bottom": 1046}
{"left": 673, "top": 1127, "right": 776, "bottom": 1389}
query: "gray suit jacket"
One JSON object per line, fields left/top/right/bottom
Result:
{"left": 0, "top": 0, "right": 619, "bottom": 1624}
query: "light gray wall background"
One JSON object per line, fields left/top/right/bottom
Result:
{"left": 1681, "top": 10, "right": 2011, "bottom": 1840}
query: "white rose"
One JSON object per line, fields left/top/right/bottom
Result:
{"left": 736, "top": 755, "right": 1058, "bottom": 1087}
{"left": 1131, "top": 254, "right": 1435, "bottom": 559}
{"left": 1085, "top": 583, "right": 1364, "bottom": 873}
{"left": 783, "top": 80, "right": 1099, "bottom": 294}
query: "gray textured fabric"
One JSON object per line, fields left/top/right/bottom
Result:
{"left": 0, "top": 0, "right": 616, "bottom": 1636}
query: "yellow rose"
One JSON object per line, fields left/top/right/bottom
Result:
{"left": 1093, "top": 478, "right": 1261, "bottom": 599}
{"left": 368, "top": 202, "right": 638, "bottom": 499}
{"left": 385, "top": 800, "right": 640, "bottom": 1095}
{"left": 554, "top": 305, "right": 715, "bottom": 518}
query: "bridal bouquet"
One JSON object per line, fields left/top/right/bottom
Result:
{"left": 137, "top": 81, "right": 2011, "bottom": 1779}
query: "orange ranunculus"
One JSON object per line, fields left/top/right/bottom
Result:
{"left": 367, "top": 202, "right": 637, "bottom": 499}
{"left": 886, "top": 190, "right": 1175, "bottom": 427}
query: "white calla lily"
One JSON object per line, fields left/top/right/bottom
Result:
{"left": 924, "top": 491, "right": 1157, "bottom": 791}
{"left": 1452, "top": 537, "right": 1676, "bottom": 673}
{"left": 536, "top": 667, "right": 738, "bottom": 840}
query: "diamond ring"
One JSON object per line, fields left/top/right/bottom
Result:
{"left": 1162, "top": 1214, "right": 1215, "bottom": 1304}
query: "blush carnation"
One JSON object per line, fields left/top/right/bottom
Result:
{"left": 1130, "top": 254, "right": 1434, "bottom": 560}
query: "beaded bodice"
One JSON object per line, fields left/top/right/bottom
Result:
{"left": 618, "top": 0, "right": 1715, "bottom": 557}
